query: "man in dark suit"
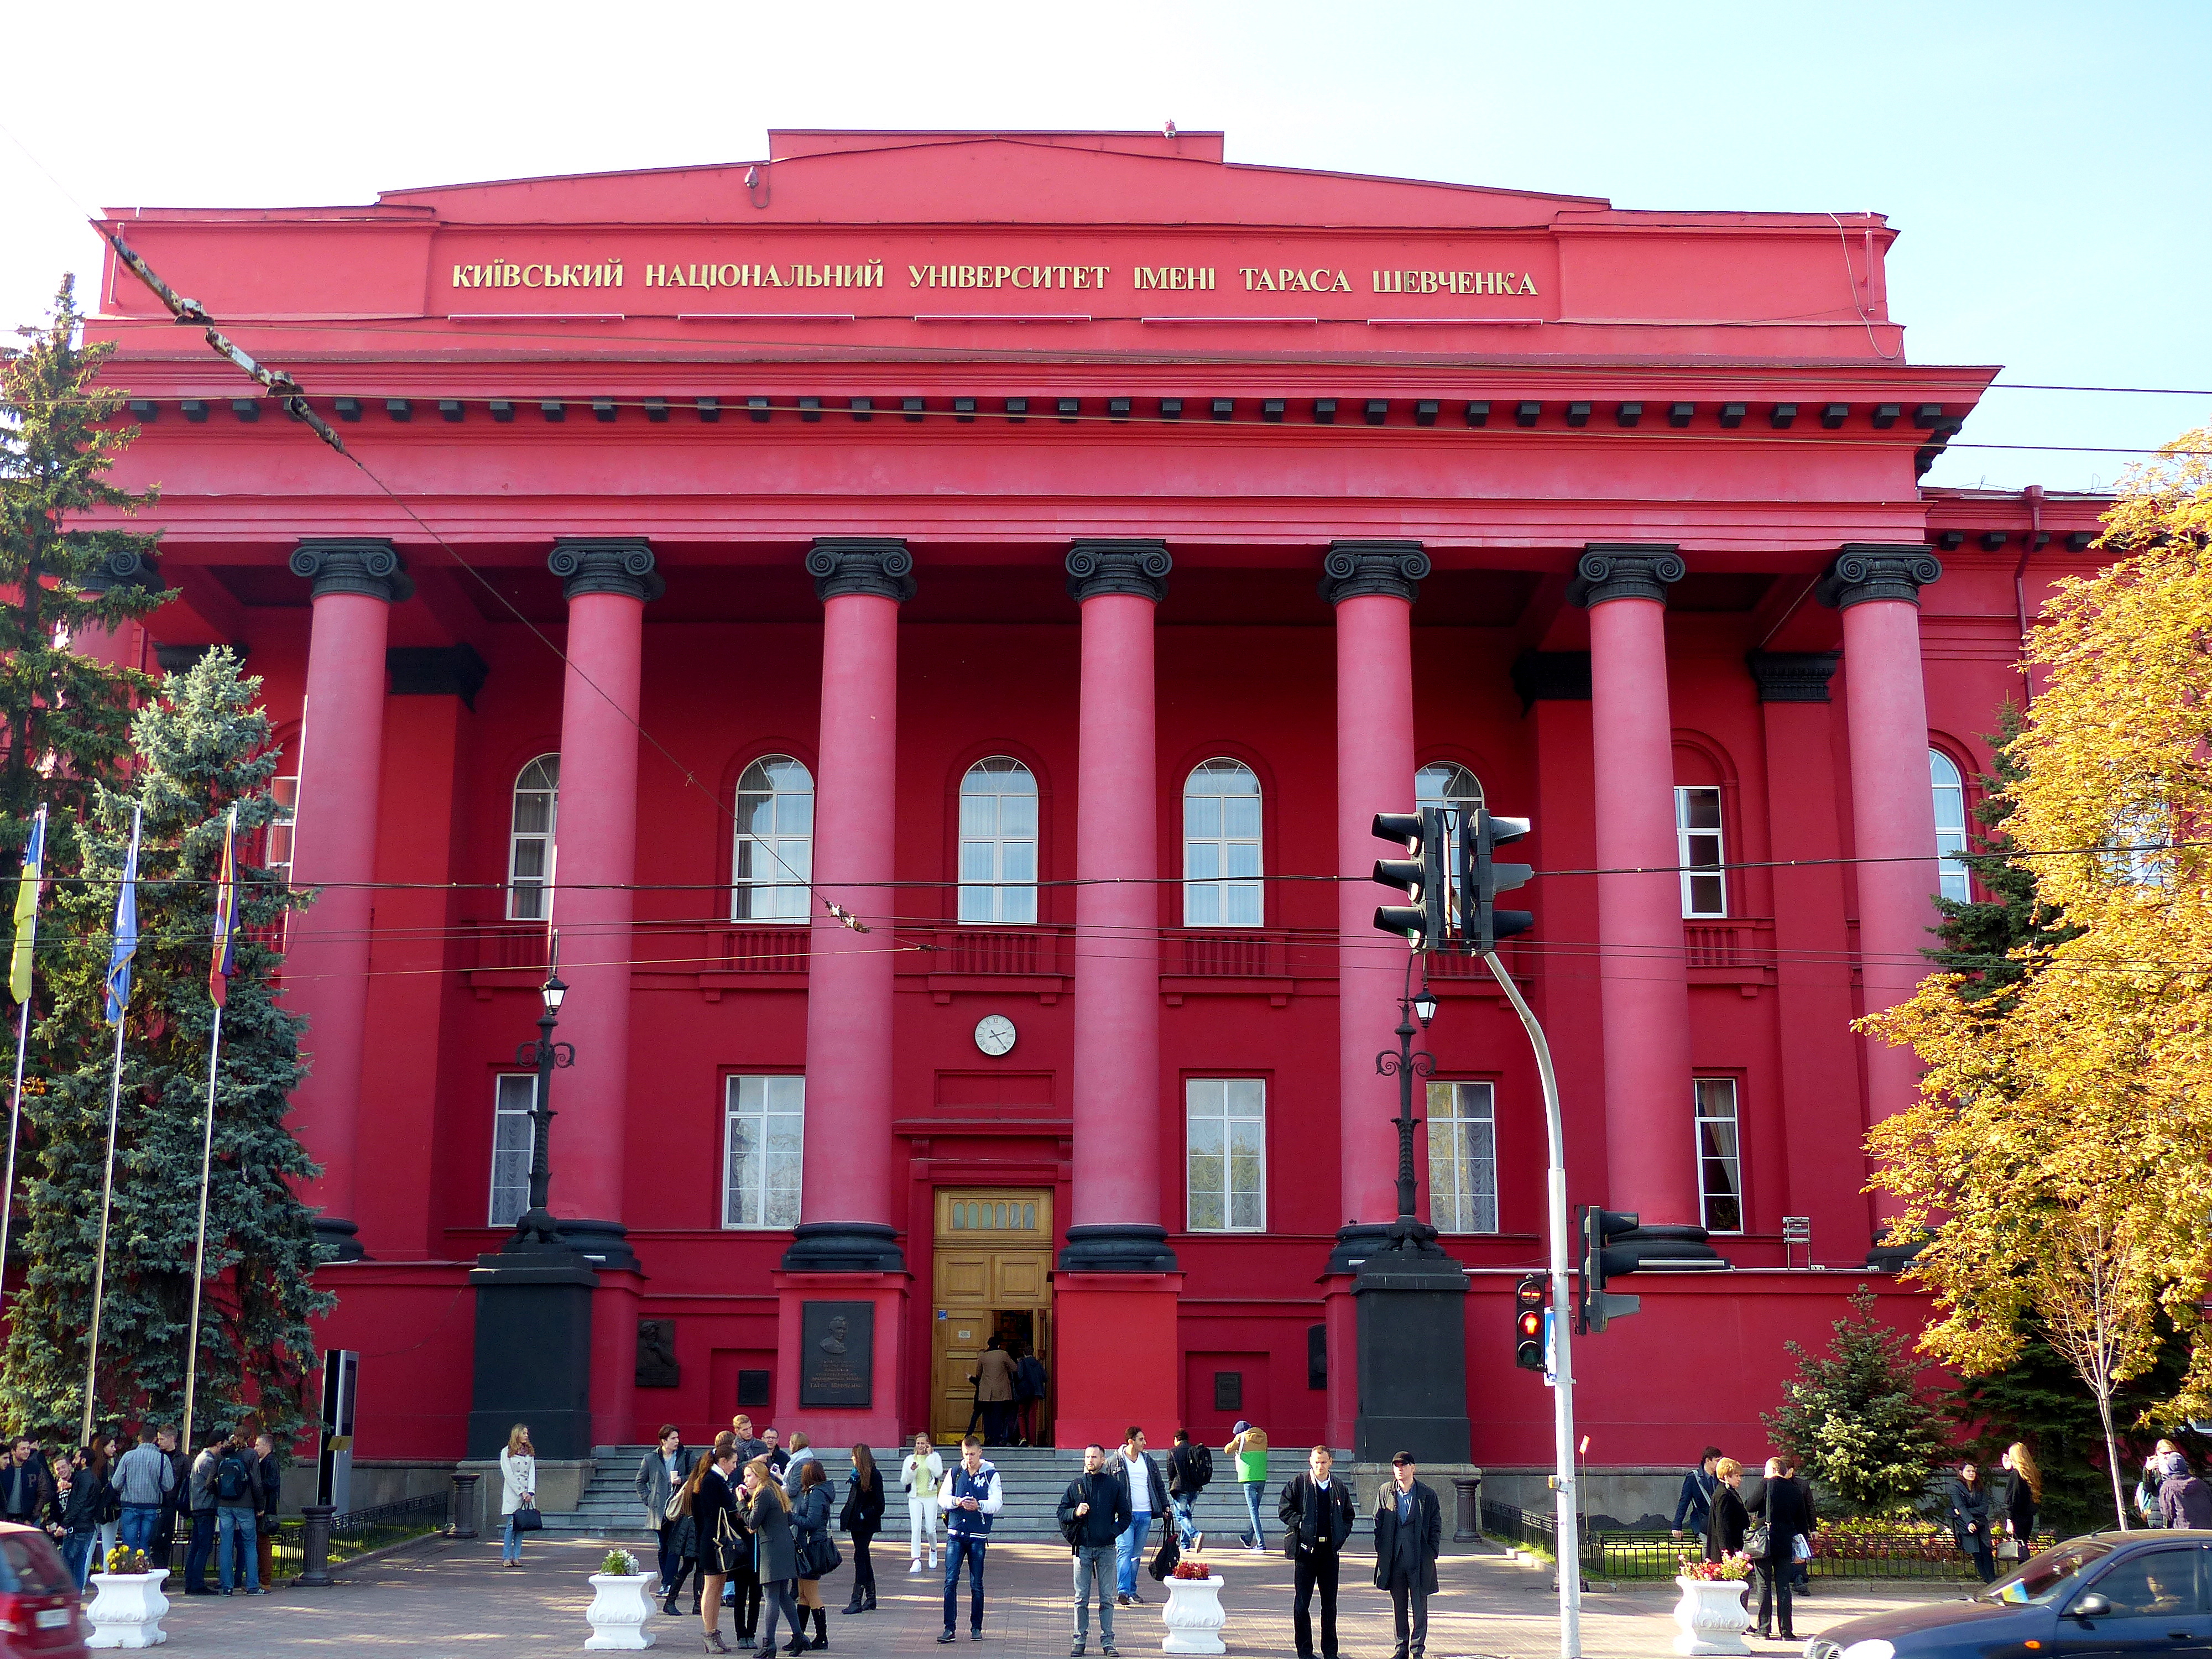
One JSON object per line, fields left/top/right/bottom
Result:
{"left": 1277, "top": 1446, "right": 1355, "bottom": 1659}
{"left": 1370, "top": 1452, "right": 1442, "bottom": 1659}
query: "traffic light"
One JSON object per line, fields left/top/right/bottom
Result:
{"left": 1513, "top": 1274, "right": 1547, "bottom": 1371}
{"left": 1371, "top": 809, "right": 1446, "bottom": 948}
{"left": 1577, "top": 1207, "right": 1644, "bottom": 1334}
{"left": 1473, "top": 808, "right": 1535, "bottom": 954}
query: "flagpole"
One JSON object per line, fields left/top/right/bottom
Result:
{"left": 83, "top": 805, "right": 142, "bottom": 1449}
{"left": 1, "top": 805, "right": 48, "bottom": 1313}
{"left": 181, "top": 1001, "right": 221, "bottom": 1448}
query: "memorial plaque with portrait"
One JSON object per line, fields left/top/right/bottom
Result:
{"left": 799, "top": 1301, "right": 874, "bottom": 1407}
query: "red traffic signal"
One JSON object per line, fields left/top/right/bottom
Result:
{"left": 1513, "top": 1273, "right": 1547, "bottom": 1371}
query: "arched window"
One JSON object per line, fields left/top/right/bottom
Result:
{"left": 958, "top": 757, "right": 1038, "bottom": 924}
{"left": 1417, "top": 761, "right": 1483, "bottom": 891}
{"left": 506, "top": 755, "right": 559, "bottom": 921}
{"left": 1184, "top": 759, "right": 1263, "bottom": 927}
{"left": 1931, "top": 750, "right": 1970, "bottom": 903}
{"left": 733, "top": 755, "right": 815, "bottom": 922}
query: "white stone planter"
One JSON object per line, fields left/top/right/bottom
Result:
{"left": 583, "top": 1572, "right": 659, "bottom": 1651}
{"left": 1672, "top": 1574, "right": 1753, "bottom": 1656}
{"left": 1160, "top": 1569, "right": 1226, "bottom": 1656}
{"left": 85, "top": 1568, "right": 170, "bottom": 1650}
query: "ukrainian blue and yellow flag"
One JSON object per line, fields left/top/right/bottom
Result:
{"left": 208, "top": 806, "right": 239, "bottom": 1009}
{"left": 103, "top": 812, "right": 142, "bottom": 1027}
{"left": 8, "top": 807, "right": 45, "bottom": 1006}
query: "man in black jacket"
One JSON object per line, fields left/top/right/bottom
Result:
{"left": 1745, "top": 1458, "right": 1811, "bottom": 1642}
{"left": 1058, "top": 1444, "right": 1130, "bottom": 1659}
{"left": 1165, "top": 1431, "right": 1210, "bottom": 1554}
{"left": 1277, "top": 1446, "right": 1355, "bottom": 1659}
{"left": 0, "top": 1439, "right": 52, "bottom": 1527}
{"left": 1371, "top": 1453, "right": 1442, "bottom": 1659}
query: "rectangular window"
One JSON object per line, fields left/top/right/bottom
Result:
{"left": 1694, "top": 1077, "right": 1743, "bottom": 1234}
{"left": 1426, "top": 1081, "right": 1499, "bottom": 1233}
{"left": 488, "top": 1074, "right": 536, "bottom": 1227}
{"left": 1675, "top": 786, "right": 1727, "bottom": 918}
{"left": 1186, "top": 1078, "right": 1265, "bottom": 1232}
{"left": 724, "top": 1074, "right": 805, "bottom": 1229}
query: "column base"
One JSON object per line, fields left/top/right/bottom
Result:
{"left": 466, "top": 1240, "right": 599, "bottom": 1460}
{"left": 780, "top": 1222, "right": 905, "bottom": 1274}
{"left": 771, "top": 1270, "right": 908, "bottom": 1446}
{"left": 552, "top": 1217, "right": 640, "bottom": 1274}
{"left": 1352, "top": 1254, "right": 1470, "bottom": 1466}
{"left": 1325, "top": 1218, "right": 1454, "bottom": 1276}
{"left": 1057, "top": 1224, "right": 1178, "bottom": 1272}
{"left": 312, "top": 1217, "right": 366, "bottom": 1262}
{"left": 1052, "top": 1272, "right": 1182, "bottom": 1453}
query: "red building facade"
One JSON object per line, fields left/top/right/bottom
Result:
{"left": 85, "top": 130, "right": 2109, "bottom": 1470}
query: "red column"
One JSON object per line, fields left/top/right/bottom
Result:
{"left": 1821, "top": 546, "right": 1945, "bottom": 1129}
{"left": 776, "top": 539, "right": 912, "bottom": 1447}
{"left": 72, "top": 551, "right": 160, "bottom": 670}
{"left": 1056, "top": 541, "right": 1181, "bottom": 1454}
{"left": 1575, "top": 545, "right": 1701, "bottom": 1227}
{"left": 1323, "top": 541, "right": 1430, "bottom": 1256}
{"left": 284, "top": 540, "right": 412, "bottom": 1260}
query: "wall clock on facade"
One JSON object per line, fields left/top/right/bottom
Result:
{"left": 973, "top": 1015, "right": 1016, "bottom": 1056}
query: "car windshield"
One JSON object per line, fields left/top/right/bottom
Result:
{"left": 1981, "top": 1540, "right": 2112, "bottom": 1605}
{"left": 0, "top": 1533, "right": 73, "bottom": 1595}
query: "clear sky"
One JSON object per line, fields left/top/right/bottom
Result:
{"left": 4, "top": 0, "right": 2206, "bottom": 493}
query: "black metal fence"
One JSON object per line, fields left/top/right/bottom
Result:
{"left": 326, "top": 1491, "right": 452, "bottom": 1536}
{"left": 1480, "top": 1499, "right": 2053, "bottom": 1583}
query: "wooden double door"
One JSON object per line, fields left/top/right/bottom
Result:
{"left": 930, "top": 1187, "right": 1053, "bottom": 1446}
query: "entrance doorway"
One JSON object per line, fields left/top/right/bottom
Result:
{"left": 931, "top": 1188, "right": 1053, "bottom": 1446}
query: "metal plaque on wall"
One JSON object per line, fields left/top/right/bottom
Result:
{"left": 799, "top": 1301, "right": 874, "bottom": 1408}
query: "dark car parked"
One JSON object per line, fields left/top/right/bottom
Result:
{"left": 1806, "top": 1532, "right": 2212, "bottom": 1659}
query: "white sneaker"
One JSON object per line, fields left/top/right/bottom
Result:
{"left": 910, "top": 1560, "right": 923, "bottom": 1575}
{"left": 930, "top": 1552, "right": 939, "bottom": 1568}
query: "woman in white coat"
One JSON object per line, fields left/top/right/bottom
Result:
{"left": 899, "top": 1433, "right": 944, "bottom": 1573}
{"left": 498, "top": 1425, "right": 537, "bottom": 1567}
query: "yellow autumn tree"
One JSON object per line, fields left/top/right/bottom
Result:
{"left": 1867, "top": 427, "right": 2212, "bottom": 1525}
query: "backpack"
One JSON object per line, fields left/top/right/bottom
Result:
{"left": 215, "top": 1453, "right": 251, "bottom": 1505}
{"left": 1058, "top": 1483, "right": 1087, "bottom": 1549}
{"left": 1190, "top": 1444, "right": 1214, "bottom": 1488}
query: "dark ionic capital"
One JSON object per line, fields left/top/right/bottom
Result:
{"left": 1066, "top": 539, "right": 1172, "bottom": 603}
{"left": 77, "top": 549, "right": 164, "bottom": 596}
{"left": 1319, "top": 540, "right": 1430, "bottom": 605}
{"left": 1571, "top": 543, "right": 1684, "bottom": 608}
{"left": 1746, "top": 651, "right": 1841, "bottom": 704}
{"left": 1510, "top": 650, "right": 1592, "bottom": 713}
{"left": 1817, "top": 544, "right": 1943, "bottom": 610}
{"left": 549, "top": 538, "right": 662, "bottom": 603}
{"left": 806, "top": 537, "right": 915, "bottom": 603}
{"left": 291, "top": 539, "right": 413, "bottom": 604}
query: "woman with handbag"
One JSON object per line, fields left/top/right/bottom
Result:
{"left": 1744, "top": 1457, "right": 1809, "bottom": 1641}
{"left": 748, "top": 1457, "right": 806, "bottom": 1656}
{"left": 499, "top": 1425, "right": 538, "bottom": 1567}
{"left": 792, "top": 1459, "right": 838, "bottom": 1651}
{"left": 838, "top": 1445, "right": 884, "bottom": 1616}
{"left": 2000, "top": 1444, "right": 2041, "bottom": 1566}
{"left": 1949, "top": 1461, "right": 1996, "bottom": 1584}
{"left": 692, "top": 1442, "right": 745, "bottom": 1653}
{"left": 1703, "top": 1457, "right": 1749, "bottom": 1562}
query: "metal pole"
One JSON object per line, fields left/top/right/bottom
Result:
{"left": 1485, "top": 948, "right": 1580, "bottom": 1659}
{"left": 181, "top": 1003, "right": 222, "bottom": 1447}
{"left": 82, "top": 1011, "right": 127, "bottom": 1448}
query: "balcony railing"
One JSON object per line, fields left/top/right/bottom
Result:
{"left": 1683, "top": 919, "right": 1777, "bottom": 973}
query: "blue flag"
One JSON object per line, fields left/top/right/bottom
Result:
{"left": 103, "top": 811, "right": 142, "bottom": 1026}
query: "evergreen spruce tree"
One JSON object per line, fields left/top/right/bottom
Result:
{"left": 1762, "top": 1285, "right": 1950, "bottom": 1516}
{"left": 0, "top": 652, "right": 328, "bottom": 1442}
{"left": 0, "top": 275, "right": 168, "bottom": 848}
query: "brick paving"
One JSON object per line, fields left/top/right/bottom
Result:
{"left": 142, "top": 1532, "right": 1962, "bottom": 1658}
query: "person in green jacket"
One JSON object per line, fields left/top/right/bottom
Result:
{"left": 1225, "top": 1423, "right": 1269, "bottom": 1552}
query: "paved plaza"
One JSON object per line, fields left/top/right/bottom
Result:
{"left": 140, "top": 1533, "right": 1961, "bottom": 1657}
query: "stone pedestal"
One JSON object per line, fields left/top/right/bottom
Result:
{"left": 467, "top": 1241, "right": 599, "bottom": 1460}
{"left": 1351, "top": 1252, "right": 1470, "bottom": 1465}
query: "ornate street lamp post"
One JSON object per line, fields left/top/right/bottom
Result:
{"left": 1374, "top": 948, "right": 1442, "bottom": 1254}
{"left": 509, "top": 971, "right": 573, "bottom": 1249}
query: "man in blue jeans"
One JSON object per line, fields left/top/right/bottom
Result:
{"left": 1113, "top": 1428, "right": 1168, "bottom": 1606}
{"left": 112, "top": 1427, "right": 175, "bottom": 1556}
{"left": 937, "top": 1436, "right": 1001, "bottom": 1642}
{"left": 211, "top": 1434, "right": 264, "bottom": 1595}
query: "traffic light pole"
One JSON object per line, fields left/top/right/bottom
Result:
{"left": 1484, "top": 948, "right": 1581, "bottom": 1659}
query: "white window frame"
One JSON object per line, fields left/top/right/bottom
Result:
{"left": 1185, "top": 1077, "right": 1266, "bottom": 1232}
{"left": 1426, "top": 1080, "right": 1499, "bottom": 1234}
{"left": 733, "top": 755, "right": 815, "bottom": 923}
{"left": 488, "top": 1074, "right": 537, "bottom": 1227}
{"left": 507, "top": 754, "right": 560, "bottom": 922}
{"left": 1931, "top": 750, "right": 1970, "bottom": 904}
{"left": 1183, "top": 759, "right": 1264, "bottom": 928}
{"left": 723, "top": 1074, "right": 806, "bottom": 1230}
{"left": 1674, "top": 785, "right": 1727, "bottom": 919}
{"left": 1694, "top": 1077, "right": 1744, "bottom": 1235}
{"left": 2107, "top": 804, "right": 2171, "bottom": 890}
{"left": 957, "top": 757, "right": 1039, "bottom": 924}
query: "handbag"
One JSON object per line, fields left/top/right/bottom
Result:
{"left": 1147, "top": 1528, "right": 1180, "bottom": 1582}
{"left": 799, "top": 1528, "right": 842, "bottom": 1579}
{"left": 511, "top": 1502, "right": 543, "bottom": 1532}
{"left": 1742, "top": 1522, "right": 1770, "bottom": 1560}
{"left": 1791, "top": 1533, "right": 1812, "bottom": 1562}
{"left": 1997, "top": 1537, "right": 2022, "bottom": 1562}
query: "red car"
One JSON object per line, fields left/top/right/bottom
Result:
{"left": 0, "top": 1525, "right": 83, "bottom": 1657}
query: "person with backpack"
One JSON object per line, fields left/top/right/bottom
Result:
{"left": 1013, "top": 1345, "right": 1048, "bottom": 1448}
{"left": 183, "top": 1433, "right": 222, "bottom": 1594}
{"left": 212, "top": 1430, "right": 265, "bottom": 1594}
{"left": 1225, "top": 1421, "right": 1270, "bottom": 1552}
{"left": 1166, "top": 1431, "right": 1212, "bottom": 1554}
{"left": 1058, "top": 1443, "right": 1129, "bottom": 1658}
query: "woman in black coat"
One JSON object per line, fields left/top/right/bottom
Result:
{"left": 1704, "top": 1458, "right": 1749, "bottom": 1562}
{"left": 838, "top": 1444, "right": 885, "bottom": 1616}
{"left": 2001, "top": 1443, "right": 2041, "bottom": 1564}
{"left": 791, "top": 1462, "right": 836, "bottom": 1651}
{"left": 1949, "top": 1461, "right": 1996, "bottom": 1585}
{"left": 691, "top": 1444, "right": 744, "bottom": 1654}
{"left": 748, "top": 1459, "right": 805, "bottom": 1656}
